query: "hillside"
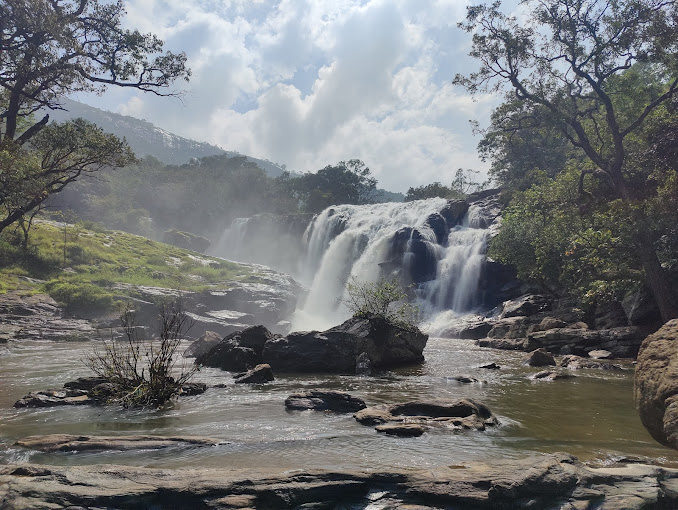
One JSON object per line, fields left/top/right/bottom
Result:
{"left": 47, "top": 98, "right": 289, "bottom": 176}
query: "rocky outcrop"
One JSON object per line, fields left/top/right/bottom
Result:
{"left": 263, "top": 316, "right": 428, "bottom": 374}
{"left": 0, "top": 291, "right": 96, "bottom": 342}
{"left": 233, "top": 363, "right": 274, "bottom": 384}
{"left": 285, "top": 390, "right": 367, "bottom": 412}
{"left": 14, "top": 389, "right": 90, "bottom": 408}
{"left": 527, "top": 326, "right": 643, "bottom": 357}
{"left": 635, "top": 319, "right": 678, "bottom": 449}
{"left": 354, "top": 399, "right": 498, "bottom": 432}
{"left": 559, "top": 355, "right": 623, "bottom": 371}
{"left": 500, "top": 294, "right": 552, "bottom": 318}
{"left": 15, "top": 434, "right": 222, "bottom": 452}
{"left": 2, "top": 455, "right": 678, "bottom": 509}
{"left": 195, "top": 325, "right": 273, "bottom": 371}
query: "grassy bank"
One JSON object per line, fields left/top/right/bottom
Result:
{"left": 0, "top": 221, "right": 259, "bottom": 314}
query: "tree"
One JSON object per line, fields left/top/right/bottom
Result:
{"left": 455, "top": 0, "right": 678, "bottom": 321}
{"left": 0, "top": 0, "right": 190, "bottom": 233}
{"left": 405, "top": 182, "right": 453, "bottom": 201}
{"left": 295, "top": 159, "right": 378, "bottom": 213}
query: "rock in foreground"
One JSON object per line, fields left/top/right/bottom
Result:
{"left": 285, "top": 390, "right": 366, "bottom": 412}
{"left": 15, "top": 434, "right": 222, "bottom": 452}
{"left": 635, "top": 319, "right": 678, "bottom": 449}
{"left": 3, "top": 454, "right": 677, "bottom": 509}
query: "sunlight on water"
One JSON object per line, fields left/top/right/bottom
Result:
{"left": 1, "top": 338, "right": 677, "bottom": 470}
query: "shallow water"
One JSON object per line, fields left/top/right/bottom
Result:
{"left": 1, "top": 338, "right": 676, "bottom": 470}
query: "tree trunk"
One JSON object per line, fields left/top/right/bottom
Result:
{"left": 634, "top": 232, "right": 678, "bottom": 323}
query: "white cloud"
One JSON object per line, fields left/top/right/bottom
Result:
{"left": 84, "top": 0, "right": 499, "bottom": 192}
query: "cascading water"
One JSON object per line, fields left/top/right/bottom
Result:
{"left": 290, "top": 198, "right": 492, "bottom": 332}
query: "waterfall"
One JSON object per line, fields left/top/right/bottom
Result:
{"left": 290, "top": 199, "right": 490, "bottom": 332}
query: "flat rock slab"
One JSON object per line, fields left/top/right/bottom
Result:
{"left": 354, "top": 399, "right": 498, "bottom": 431}
{"left": 15, "top": 434, "right": 223, "bottom": 452}
{"left": 285, "top": 390, "right": 367, "bottom": 412}
{"left": 2, "top": 454, "right": 678, "bottom": 509}
{"left": 531, "top": 370, "right": 577, "bottom": 381}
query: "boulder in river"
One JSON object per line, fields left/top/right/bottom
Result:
{"left": 263, "top": 316, "right": 428, "bottom": 374}
{"left": 285, "top": 390, "right": 367, "bottom": 412}
{"left": 354, "top": 399, "right": 498, "bottom": 431}
{"left": 15, "top": 434, "right": 222, "bottom": 452}
{"left": 635, "top": 319, "right": 678, "bottom": 449}
{"left": 526, "top": 348, "right": 556, "bottom": 367}
{"left": 183, "top": 331, "right": 222, "bottom": 358}
{"left": 196, "top": 325, "right": 273, "bottom": 372}
{"left": 234, "top": 364, "right": 274, "bottom": 384}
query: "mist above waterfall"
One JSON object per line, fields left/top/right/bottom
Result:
{"left": 213, "top": 195, "right": 502, "bottom": 334}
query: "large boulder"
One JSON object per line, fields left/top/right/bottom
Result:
{"left": 183, "top": 331, "right": 222, "bottom": 358}
{"left": 500, "top": 294, "right": 551, "bottom": 318}
{"left": 234, "top": 364, "right": 274, "bottom": 384}
{"left": 635, "top": 320, "right": 678, "bottom": 449}
{"left": 263, "top": 316, "right": 428, "bottom": 374}
{"left": 195, "top": 325, "right": 273, "bottom": 372}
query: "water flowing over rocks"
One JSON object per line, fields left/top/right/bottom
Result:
{"left": 354, "top": 399, "right": 498, "bottom": 432}
{"left": 15, "top": 434, "right": 222, "bottom": 452}
{"left": 635, "top": 319, "right": 678, "bottom": 449}
{"left": 284, "top": 390, "right": 367, "bottom": 412}
{"left": 5, "top": 454, "right": 673, "bottom": 509}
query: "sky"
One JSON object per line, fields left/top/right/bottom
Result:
{"left": 78, "top": 0, "right": 502, "bottom": 193}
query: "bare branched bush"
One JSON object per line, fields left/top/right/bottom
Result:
{"left": 85, "top": 300, "right": 198, "bottom": 408}
{"left": 344, "top": 277, "right": 419, "bottom": 330}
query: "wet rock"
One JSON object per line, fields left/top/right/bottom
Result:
{"left": 479, "top": 362, "right": 501, "bottom": 370}
{"left": 354, "top": 399, "right": 498, "bottom": 431}
{"left": 449, "top": 375, "right": 480, "bottom": 383}
{"left": 89, "top": 382, "right": 117, "bottom": 402}
{"left": 13, "top": 389, "right": 90, "bottom": 408}
{"left": 439, "top": 199, "right": 469, "bottom": 227}
{"left": 234, "top": 364, "right": 274, "bottom": 384}
{"left": 63, "top": 376, "right": 110, "bottom": 391}
{"left": 476, "top": 337, "right": 527, "bottom": 350}
{"left": 263, "top": 316, "right": 428, "bottom": 374}
{"left": 355, "top": 352, "right": 372, "bottom": 375}
{"left": 589, "top": 349, "right": 613, "bottom": 359}
{"left": 635, "top": 319, "right": 678, "bottom": 449}
{"left": 527, "top": 348, "right": 556, "bottom": 367}
{"left": 285, "top": 390, "right": 367, "bottom": 413}
{"left": 180, "top": 382, "right": 207, "bottom": 395}
{"left": 456, "top": 320, "right": 493, "bottom": 339}
{"left": 528, "top": 326, "right": 644, "bottom": 358}
{"left": 375, "top": 424, "right": 426, "bottom": 437}
{"left": 183, "top": 330, "right": 222, "bottom": 358}
{"left": 2, "top": 454, "right": 678, "bottom": 509}
{"left": 196, "top": 325, "right": 274, "bottom": 372}
{"left": 559, "top": 355, "right": 622, "bottom": 371}
{"left": 530, "top": 370, "right": 576, "bottom": 381}
{"left": 500, "top": 294, "right": 551, "bottom": 319}
{"left": 15, "top": 434, "right": 222, "bottom": 452}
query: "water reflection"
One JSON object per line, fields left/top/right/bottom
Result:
{"left": 1, "top": 337, "right": 676, "bottom": 470}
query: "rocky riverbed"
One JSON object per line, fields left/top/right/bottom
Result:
{"left": 2, "top": 454, "right": 678, "bottom": 509}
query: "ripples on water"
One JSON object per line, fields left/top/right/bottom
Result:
{"left": 1, "top": 338, "right": 677, "bottom": 470}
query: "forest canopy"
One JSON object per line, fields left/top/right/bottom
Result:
{"left": 456, "top": 0, "right": 678, "bottom": 321}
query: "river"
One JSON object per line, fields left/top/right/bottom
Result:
{"left": 1, "top": 337, "right": 676, "bottom": 470}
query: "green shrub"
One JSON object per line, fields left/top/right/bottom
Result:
{"left": 344, "top": 277, "right": 419, "bottom": 330}
{"left": 44, "top": 281, "right": 113, "bottom": 312}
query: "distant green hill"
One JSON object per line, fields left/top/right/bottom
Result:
{"left": 47, "top": 98, "right": 290, "bottom": 176}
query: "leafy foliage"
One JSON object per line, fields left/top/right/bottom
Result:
{"left": 0, "top": 0, "right": 190, "bottom": 234}
{"left": 344, "top": 277, "right": 419, "bottom": 330}
{"left": 85, "top": 301, "right": 198, "bottom": 408}
{"left": 457, "top": 0, "right": 678, "bottom": 320}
